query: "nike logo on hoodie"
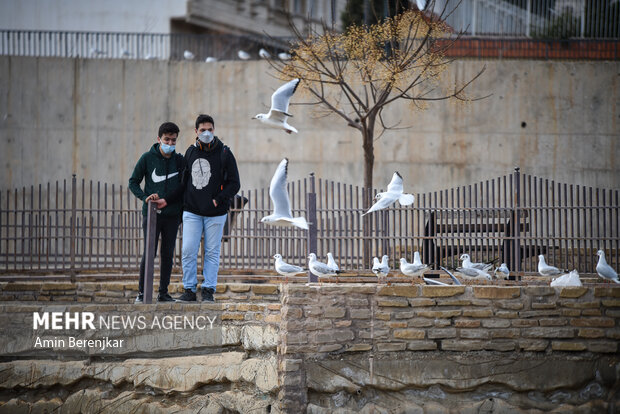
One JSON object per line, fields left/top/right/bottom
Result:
{"left": 151, "top": 170, "right": 179, "bottom": 183}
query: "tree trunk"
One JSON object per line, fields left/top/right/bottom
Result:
{"left": 362, "top": 115, "right": 376, "bottom": 266}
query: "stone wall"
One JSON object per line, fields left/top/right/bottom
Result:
{"left": 0, "top": 281, "right": 619, "bottom": 413}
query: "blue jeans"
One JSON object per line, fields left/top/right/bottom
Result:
{"left": 181, "top": 211, "right": 227, "bottom": 292}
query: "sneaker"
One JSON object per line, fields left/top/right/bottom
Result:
{"left": 135, "top": 293, "right": 143, "bottom": 304}
{"left": 176, "top": 289, "right": 197, "bottom": 302}
{"left": 157, "top": 292, "right": 175, "bottom": 302}
{"left": 201, "top": 286, "right": 215, "bottom": 302}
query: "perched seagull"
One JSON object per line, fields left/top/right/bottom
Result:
{"left": 550, "top": 270, "right": 582, "bottom": 287}
{"left": 238, "top": 50, "right": 251, "bottom": 60}
{"left": 259, "top": 48, "right": 271, "bottom": 59}
{"left": 416, "top": 0, "right": 427, "bottom": 11}
{"left": 89, "top": 47, "right": 105, "bottom": 57}
{"left": 596, "top": 250, "right": 619, "bottom": 284}
{"left": 121, "top": 48, "right": 132, "bottom": 57}
{"left": 252, "top": 78, "right": 300, "bottom": 134}
{"left": 440, "top": 266, "right": 463, "bottom": 285}
{"left": 538, "top": 255, "right": 562, "bottom": 277}
{"left": 273, "top": 254, "right": 305, "bottom": 278}
{"left": 494, "top": 263, "right": 510, "bottom": 279}
{"left": 145, "top": 53, "right": 157, "bottom": 60}
{"left": 399, "top": 252, "right": 428, "bottom": 277}
{"left": 362, "top": 172, "right": 415, "bottom": 216}
{"left": 308, "top": 253, "right": 340, "bottom": 278}
{"left": 183, "top": 50, "right": 195, "bottom": 60}
{"left": 460, "top": 254, "right": 493, "bottom": 271}
{"left": 205, "top": 56, "right": 217, "bottom": 62}
{"left": 455, "top": 266, "right": 492, "bottom": 281}
{"left": 260, "top": 158, "right": 308, "bottom": 230}
{"left": 372, "top": 255, "right": 390, "bottom": 279}
{"left": 278, "top": 52, "right": 292, "bottom": 60}
{"left": 326, "top": 252, "right": 340, "bottom": 272}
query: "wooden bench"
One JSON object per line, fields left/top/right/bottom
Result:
{"left": 422, "top": 208, "right": 544, "bottom": 273}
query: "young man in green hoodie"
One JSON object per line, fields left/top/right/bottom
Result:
{"left": 129, "top": 122, "right": 184, "bottom": 303}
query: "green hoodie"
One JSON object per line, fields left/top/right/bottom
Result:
{"left": 128, "top": 143, "right": 184, "bottom": 217}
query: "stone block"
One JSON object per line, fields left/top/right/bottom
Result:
{"left": 408, "top": 298, "right": 436, "bottom": 307}
{"left": 559, "top": 287, "right": 588, "bottom": 298}
{"left": 481, "top": 319, "right": 511, "bottom": 328}
{"left": 522, "top": 328, "right": 575, "bottom": 339}
{"left": 539, "top": 318, "right": 568, "bottom": 327}
{"left": 587, "top": 341, "right": 618, "bottom": 353}
{"left": 358, "top": 329, "right": 389, "bottom": 339}
{"left": 427, "top": 328, "right": 457, "bottom": 339}
{"left": 551, "top": 341, "right": 587, "bottom": 352}
{"left": 408, "top": 319, "right": 433, "bottom": 328}
{"left": 602, "top": 299, "right": 620, "bottom": 307}
{"left": 377, "top": 286, "right": 419, "bottom": 297}
{"left": 281, "top": 359, "right": 302, "bottom": 372}
{"left": 605, "top": 328, "right": 620, "bottom": 339}
{"left": 484, "top": 340, "right": 517, "bottom": 351}
{"left": 496, "top": 300, "right": 524, "bottom": 310}
{"left": 561, "top": 309, "right": 581, "bottom": 317}
{"left": 391, "top": 311, "right": 414, "bottom": 320}
{"left": 531, "top": 302, "right": 557, "bottom": 310}
{"left": 221, "top": 313, "right": 245, "bottom": 321}
{"left": 346, "top": 344, "right": 372, "bottom": 352}
{"left": 490, "top": 328, "right": 520, "bottom": 339}
{"left": 473, "top": 287, "right": 520, "bottom": 299}
{"left": 282, "top": 307, "right": 303, "bottom": 319}
{"left": 441, "top": 339, "right": 485, "bottom": 351}
{"left": 523, "top": 287, "right": 556, "bottom": 296}
{"left": 252, "top": 285, "right": 279, "bottom": 295}
{"left": 407, "top": 340, "right": 438, "bottom": 351}
{"left": 333, "top": 320, "right": 352, "bottom": 328}
{"left": 285, "top": 297, "right": 314, "bottom": 305}
{"left": 268, "top": 304, "right": 281, "bottom": 311}
{"left": 376, "top": 311, "right": 391, "bottom": 321}
{"left": 376, "top": 342, "right": 407, "bottom": 352}
{"left": 518, "top": 339, "right": 549, "bottom": 352}
{"left": 215, "top": 285, "right": 227, "bottom": 293}
{"left": 377, "top": 298, "right": 409, "bottom": 307}
{"left": 303, "top": 306, "right": 324, "bottom": 317}
{"left": 581, "top": 309, "right": 602, "bottom": 316}
{"left": 417, "top": 310, "right": 461, "bottom": 318}
{"left": 388, "top": 322, "right": 408, "bottom": 329}
{"left": 570, "top": 318, "right": 615, "bottom": 328}
{"left": 593, "top": 287, "right": 620, "bottom": 297}
{"left": 323, "top": 307, "right": 346, "bottom": 318}
{"left": 436, "top": 299, "right": 472, "bottom": 306}
{"left": 558, "top": 300, "right": 600, "bottom": 309}
{"left": 454, "top": 319, "right": 481, "bottom": 328}
{"left": 393, "top": 329, "right": 425, "bottom": 339}
{"left": 434, "top": 319, "right": 451, "bottom": 328}
{"left": 348, "top": 298, "right": 369, "bottom": 307}
{"left": 578, "top": 328, "right": 605, "bottom": 338}
{"left": 462, "top": 309, "right": 493, "bottom": 318}
{"left": 318, "top": 344, "right": 343, "bottom": 353}
{"left": 495, "top": 310, "right": 519, "bottom": 319}
{"left": 421, "top": 286, "right": 466, "bottom": 297}
{"left": 519, "top": 310, "right": 561, "bottom": 318}
{"left": 313, "top": 329, "right": 354, "bottom": 344}
{"left": 459, "top": 329, "right": 489, "bottom": 339}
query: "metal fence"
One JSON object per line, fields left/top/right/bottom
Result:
{"left": 0, "top": 169, "right": 618, "bottom": 276}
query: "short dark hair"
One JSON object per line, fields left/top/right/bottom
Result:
{"left": 158, "top": 122, "right": 180, "bottom": 137}
{"left": 195, "top": 114, "right": 215, "bottom": 129}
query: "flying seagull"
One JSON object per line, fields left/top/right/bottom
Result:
{"left": 260, "top": 158, "right": 308, "bottom": 230}
{"left": 460, "top": 253, "right": 493, "bottom": 271}
{"left": 308, "top": 253, "right": 340, "bottom": 278}
{"left": 416, "top": 0, "right": 427, "bottom": 11}
{"left": 362, "top": 172, "right": 415, "bottom": 216}
{"left": 273, "top": 254, "right": 305, "bottom": 278}
{"left": 252, "top": 78, "right": 300, "bottom": 134}
{"left": 326, "top": 252, "right": 340, "bottom": 272}
{"left": 238, "top": 50, "right": 251, "bottom": 60}
{"left": 538, "top": 255, "right": 562, "bottom": 277}
{"left": 596, "top": 250, "right": 619, "bottom": 284}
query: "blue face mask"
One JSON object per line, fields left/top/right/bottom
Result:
{"left": 198, "top": 130, "right": 214, "bottom": 144}
{"left": 160, "top": 143, "right": 175, "bottom": 154}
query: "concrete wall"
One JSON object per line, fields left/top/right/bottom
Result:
{"left": 0, "top": 56, "right": 618, "bottom": 195}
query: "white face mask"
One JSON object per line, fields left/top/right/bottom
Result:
{"left": 198, "top": 130, "right": 214, "bottom": 144}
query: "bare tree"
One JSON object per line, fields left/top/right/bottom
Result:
{"left": 268, "top": 0, "right": 486, "bottom": 201}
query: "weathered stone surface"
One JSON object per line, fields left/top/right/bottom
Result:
{"left": 421, "top": 286, "right": 466, "bottom": 297}
{"left": 377, "top": 286, "right": 419, "bottom": 297}
{"left": 241, "top": 325, "right": 278, "bottom": 351}
{"left": 593, "top": 287, "right": 620, "bottom": 297}
{"left": 473, "top": 287, "right": 520, "bottom": 299}
{"left": 559, "top": 287, "right": 588, "bottom": 298}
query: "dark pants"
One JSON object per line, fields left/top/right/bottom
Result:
{"left": 139, "top": 214, "right": 180, "bottom": 295}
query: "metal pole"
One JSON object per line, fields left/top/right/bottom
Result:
{"left": 513, "top": 167, "right": 521, "bottom": 278}
{"left": 144, "top": 200, "right": 157, "bottom": 303}
{"left": 69, "top": 174, "right": 77, "bottom": 281}
{"left": 526, "top": 0, "right": 532, "bottom": 37}
{"left": 307, "top": 173, "right": 318, "bottom": 282}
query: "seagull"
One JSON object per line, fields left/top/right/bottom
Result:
{"left": 416, "top": 0, "right": 427, "bottom": 11}
{"left": 326, "top": 252, "right": 339, "bottom": 272}
{"left": 308, "top": 253, "right": 340, "bottom": 278}
{"left": 273, "top": 254, "right": 305, "bottom": 278}
{"left": 145, "top": 53, "right": 157, "bottom": 60}
{"left": 455, "top": 266, "right": 492, "bottom": 281}
{"left": 205, "top": 56, "right": 217, "bottom": 62}
{"left": 538, "top": 254, "right": 562, "bottom": 277}
{"left": 260, "top": 158, "right": 308, "bottom": 230}
{"left": 252, "top": 78, "right": 300, "bottom": 134}
{"left": 550, "top": 270, "right": 582, "bottom": 287}
{"left": 460, "top": 253, "right": 493, "bottom": 271}
{"left": 121, "top": 48, "right": 132, "bottom": 57}
{"left": 596, "top": 250, "right": 619, "bottom": 284}
{"left": 278, "top": 52, "right": 292, "bottom": 60}
{"left": 259, "top": 48, "right": 271, "bottom": 59}
{"left": 89, "top": 47, "right": 105, "bottom": 57}
{"left": 238, "top": 50, "right": 251, "bottom": 60}
{"left": 361, "top": 172, "right": 415, "bottom": 216}
{"left": 399, "top": 252, "right": 428, "bottom": 277}
{"left": 372, "top": 255, "right": 390, "bottom": 281}
{"left": 183, "top": 50, "right": 195, "bottom": 60}
{"left": 494, "top": 263, "right": 510, "bottom": 279}
{"left": 423, "top": 277, "right": 449, "bottom": 286}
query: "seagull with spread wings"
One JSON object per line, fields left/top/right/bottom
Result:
{"left": 362, "top": 172, "right": 414, "bottom": 216}
{"left": 260, "top": 159, "right": 308, "bottom": 230}
{"left": 252, "top": 78, "right": 300, "bottom": 134}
